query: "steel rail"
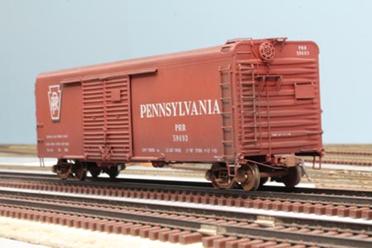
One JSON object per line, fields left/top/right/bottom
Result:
{"left": 0, "top": 171, "right": 371, "bottom": 206}
{"left": 1, "top": 188, "right": 371, "bottom": 231}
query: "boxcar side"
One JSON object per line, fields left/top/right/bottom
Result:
{"left": 36, "top": 46, "right": 233, "bottom": 163}
{"left": 35, "top": 38, "right": 323, "bottom": 190}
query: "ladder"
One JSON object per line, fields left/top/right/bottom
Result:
{"left": 237, "top": 62, "right": 258, "bottom": 153}
{"left": 219, "top": 66, "right": 235, "bottom": 161}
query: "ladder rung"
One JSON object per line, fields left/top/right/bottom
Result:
{"left": 238, "top": 65, "right": 254, "bottom": 69}
{"left": 241, "top": 141, "right": 258, "bottom": 144}
{"left": 220, "top": 98, "right": 231, "bottom": 101}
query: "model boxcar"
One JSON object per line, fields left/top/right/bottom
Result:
{"left": 35, "top": 38, "right": 322, "bottom": 191}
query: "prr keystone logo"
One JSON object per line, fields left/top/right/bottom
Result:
{"left": 48, "top": 84, "right": 62, "bottom": 121}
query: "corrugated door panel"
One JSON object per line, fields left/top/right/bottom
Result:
{"left": 105, "top": 76, "right": 132, "bottom": 160}
{"left": 82, "top": 76, "right": 132, "bottom": 161}
{"left": 82, "top": 80, "right": 104, "bottom": 159}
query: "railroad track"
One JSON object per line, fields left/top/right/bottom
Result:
{"left": 0, "top": 171, "right": 372, "bottom": 221}
{"left": 326, "top": 151, "right": 372, "bottom": 156}
{"left": 303, "top": 150, "right": 372, "bottom": 166}
{"left": 2, "top": 170, "right": 372, "bottom": 196}
{"left": 1, "top": 188, "right": 372, "bottom": 248}
{"left": 305, "top": 159, "right": 372, "bottom": 166}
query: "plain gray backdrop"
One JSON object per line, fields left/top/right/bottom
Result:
{"left": 0, "top": 0, "right": 371, "bottom": 144}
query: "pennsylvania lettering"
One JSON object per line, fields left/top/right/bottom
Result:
{"left": 140, "top": 99, "right": 221, "bottom": 118}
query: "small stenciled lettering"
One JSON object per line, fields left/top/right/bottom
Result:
{"left": 173, "top": 123, "right": 188, "bottom": 142}
{"left": 296, "top": 45, "right": 310, "bottom": 56}
{"left": 141, "top": 147, "right": 218, "bottom": 154}
{"left": 44, "top": 133, "right": 69, "bottom": 153}
{"left": 172, "top": 134, "right": 188, "bottom": 142}
{"left": 175, "top": 123, "right": 186, "bottom": 132}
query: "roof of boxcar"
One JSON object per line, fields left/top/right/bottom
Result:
{"left": 37, "top": 43, "right": 231, "bottom": 79}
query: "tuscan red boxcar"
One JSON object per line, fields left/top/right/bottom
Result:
{"left": 35, "top": 38, "right": 322, "bottom": 191}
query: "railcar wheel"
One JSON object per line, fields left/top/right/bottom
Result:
{"left": 237, "top": 164, "right": 260, "bottom": 191}
{"left": 282, "top": 166, "right": 302, "bottom": 188}
{"left": 73, "top": 162, "right": 87, "bottom": 181}
{"left": 208, "top": 163, "right": 236, "bottom": 189}
{"left": 56, "top": 166, "right": 71, "bottom": 180}
{"left": 152, "top": 161, "right": 166, "bottom": 168}
{"left": 88, "top": 163, "right": 101, "bottom": 178}
{"left": 54, "top": 160, "right": 72, "bottom": 180}
{"left": 106, "top": 165, "right": 120, "bottom": 179}
{"left": 89, "top": 168, "right": 100, "bottom": 178}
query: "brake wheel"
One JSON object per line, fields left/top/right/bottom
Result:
{"left": 259, "top": 41, "right": 275, "bottom": 62}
